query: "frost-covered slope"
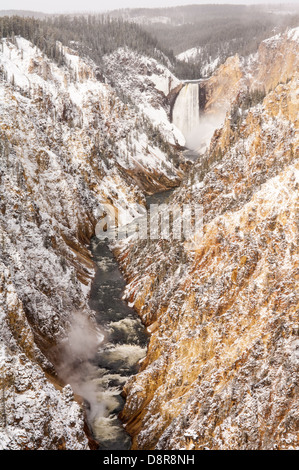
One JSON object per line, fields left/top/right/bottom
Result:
{"left": 1, "top": 38, "right": 185, "bottom": 191}
{"left": 116, "top": 65, "right": 299, "bottom": 449}
{"left": 118, "top": 28, "right": 299, "bottom": 450}
{"left": 245, "top": 26, "right": 299, "bottom": 93}
{"left": 0, "top": 37, "right": 185, "bottom": 449}
{"left": 176, "top": 47, "right": 221, "bottom": 78}
{"left": 103, "top": 47, "right": 185, "bottom": 147}
{"left": 0, "top": 278, "right": 87, "bottom": 450}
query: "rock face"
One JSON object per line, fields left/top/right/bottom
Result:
{"left": 204, "top": 27, "right": 299, "bottom": 114}
{"left": 187, "top": 28, "right": 299, "bottom": 153}
{"left": 103, "top": 47, "right": 185, "bottom": 148}
{"left": 117, "top": 32, "right": 299, "bottom": 449}
{"left": 202, "top": 55, "right": 243, "bottom": 116}
{"left": 0, "top": 37, "right": 186, "bottom": 449}
{"left": 250, "top": 28, "right": 299, "bottom": 93}
{"left": 0, "top": 276, "right": 88, "bottom": 449}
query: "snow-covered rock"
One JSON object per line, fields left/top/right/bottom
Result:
{"left": 0, "top": 36, "right": 186, "bottom": 449}
{"left": 103, "top": 47, "right": 185, "bottom": 147}
{"left": 117, "top": 68, "right": 299, "bottom": 450}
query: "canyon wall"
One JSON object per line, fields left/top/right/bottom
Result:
{"left": 117, "top": 30, "right": 299, "bottom": 450}
{"left": 0, "top": 37, "right": 185, "bottom": 449}
{"left": 172, "top": 28, "right": 299, "bottom": 154}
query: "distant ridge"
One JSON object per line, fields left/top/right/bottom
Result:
{"left": 0, "top": 10, "right": 48, "bottom": 18}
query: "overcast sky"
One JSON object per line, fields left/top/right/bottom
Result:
{"left": 1, "top": 0, "right": 298, "bottom": 14}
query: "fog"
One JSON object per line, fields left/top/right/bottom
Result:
{"left": 191, "top": 111, "right": 227, "bottom": 153}
{"left": 3, "top": 0, "right": 292, "bottom": 15}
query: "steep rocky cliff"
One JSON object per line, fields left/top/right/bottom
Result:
{"left": 102, "top": 47, "right": 185, "bottom": 147}
{"left": 207, "top": 27, "right": 299, "bottom": 112}
{"left": 194, "top": 27, "right": 299, "bottom": 152}
{"left": 0, "top": 37, "right": 185, "bottom": 449}
{"left": 117, "top": 31, "right": 299, "bottom": 450}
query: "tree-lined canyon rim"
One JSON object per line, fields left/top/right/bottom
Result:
{"left": 0, "top": 2, "right": 298, "bottom": 451}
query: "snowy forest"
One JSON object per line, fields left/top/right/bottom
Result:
{"left": 1, "top": 3, "right": 299, "bottom": 80}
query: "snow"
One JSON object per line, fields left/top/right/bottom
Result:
{"left": 0, "top": 24, "right": 297, "bottom": 450}
{"left": 202, "top": 57, "right": 220, "bottom": 76}
{"left": 263, "top": 27, "right": 299, "bottom": 47}
{"left": 116, "top": 65, "right": 299, "bottom": 449}
{"left": 176, "top": 47, "right": 220, "bottom": 77}
{"left": 176, "top": 47, "right": 202, "bottom": 62}
{"left": 262, "top": 32, "right": 282, "bottom": 45}
{"left": 0, "top": 37, "right": 160, "bottom": 448}
{"left": 0, "top": 35, "right": 190, "bottom": 449}
{"left": 102, "top": 47, "right": 186, "bottom": 147}
{"left": 287, "top": 26, "right": 299, "bottom": 43}
{"left": 149, "top": 71, "right": 180, "bottom": 96}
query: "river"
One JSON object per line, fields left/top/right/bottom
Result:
{"left": 87, "top": 238, "right": 147, "bottom": 449}
{"left": 86, "top": 181, "right": 197, "bottom": 448}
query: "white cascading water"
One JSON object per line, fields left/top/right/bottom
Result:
{"left": 172, "top": 83, "right": 201, "bottom": 150}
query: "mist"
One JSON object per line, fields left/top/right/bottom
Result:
{"left": 190, "top": 111, "right": 227, "bottom": 152}
{"left": 55, "top": 312, "right": 105, "bottom": 423}
{"left": 2, "top": 0, "right": 295, "bottom": 15}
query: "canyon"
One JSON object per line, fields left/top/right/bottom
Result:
{"left": 0, "top": 24, "right": 298, "bottom": 450}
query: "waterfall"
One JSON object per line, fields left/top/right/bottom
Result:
{"left": 172, "top": 83, "right": 201, "bottom": 149}
{"left": 173, "top": 82, "right": 226, "bottom": 153}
